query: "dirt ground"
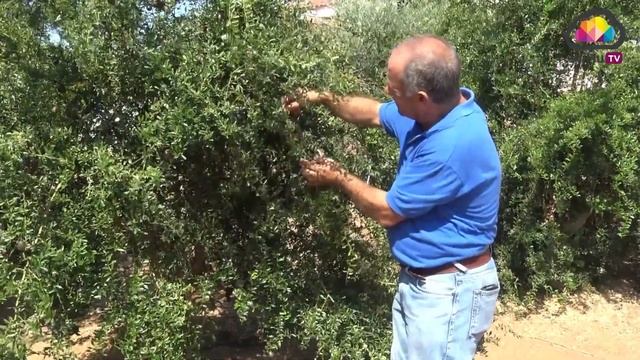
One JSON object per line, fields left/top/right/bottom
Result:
{"left": 27, "top": 280, "right": 639, "bottom": 360}
{"left": 477, "top": 280, "right": 640, "bottom": 360}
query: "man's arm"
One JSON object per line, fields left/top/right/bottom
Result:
{"left": 299, "top": 158, "right": 405, "bottom": 228}
{"left": 316, "top": 92, "right": 382, "bottom": 128}
{"left": 284, "top": 90, "right": 382, "bottom": 128}
{"left": 335, "top": 172, "right": 404, "bottom": 228}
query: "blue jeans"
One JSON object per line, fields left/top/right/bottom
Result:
{"left": 391, "top": 258, "right": 500, "bottom": 360}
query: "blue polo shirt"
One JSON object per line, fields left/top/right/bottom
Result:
{"left": 379, "top": 87, "right": 501, "bottom": 269}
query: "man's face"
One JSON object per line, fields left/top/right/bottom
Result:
{"left": 386, "top": 72, "right": 412, "bottom": 119}
{"left": 386, "top": 53, "right": 422, "bottom": 120}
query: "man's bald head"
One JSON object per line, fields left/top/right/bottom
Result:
{"left": 389, "top": 35, "right": 461, "bottom": 104}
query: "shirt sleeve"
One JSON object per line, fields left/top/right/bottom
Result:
{"left": 386, "top": 158, "right": 463, "bottom": 219}
{"left": 378, "top": 100, "right": 401, "bottom": 139}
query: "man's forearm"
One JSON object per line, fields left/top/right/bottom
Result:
{"left": 317, "top": 92, "right": 381, "bottom": 128}
{"left": 335, "top": 172, "right": 404, "bottom": 228}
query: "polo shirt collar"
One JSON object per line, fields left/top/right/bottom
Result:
{"left": 423, "top": 87, "right": 476, "bottom": 135}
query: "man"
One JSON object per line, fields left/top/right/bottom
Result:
{"left": 283, "top": 35, "right": 502, "bottom": 360}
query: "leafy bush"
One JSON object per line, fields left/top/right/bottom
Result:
{"left": 1, "top": 0, "right": 396, "bottom": 358}
{"left": 497, "top": 47, "right": 640, "bottom": 299}
{"left": 438, "top": 0, "right": 639, "bottom": 130}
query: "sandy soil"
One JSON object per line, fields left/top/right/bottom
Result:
{"left": 26, "top": 280, "right": 639, "bottom": 360}
{"left": 477, "top": 280, "right": 640, "bottom": 360}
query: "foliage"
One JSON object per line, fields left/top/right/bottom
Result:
{"left": 497, "top": 46, "right": 640, "bottom": 299}
{"left": 439, "top": 0, "right": 639, "bottom": 131}
{"left": 1, "top": 0, "right": 395, "bottom": 358}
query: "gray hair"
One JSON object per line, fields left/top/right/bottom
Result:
{"left": 400, "top": 35, "right": 461, "bottom": 104}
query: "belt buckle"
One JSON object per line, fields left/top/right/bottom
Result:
{"left": 453, "top": 262, "right": 469, "bottom": 274}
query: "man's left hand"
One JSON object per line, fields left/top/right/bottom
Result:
{"left": 299, "top": 156, "right": 347, "bottom": 187}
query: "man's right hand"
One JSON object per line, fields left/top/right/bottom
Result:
{"left": 282, "top": 89, "right": 323, "bottom": 119}
{"left": 282, "top": 89, "right": 382, "bottom": 129}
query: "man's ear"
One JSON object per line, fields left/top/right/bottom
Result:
{"left": 417, "top": 91, "right": 429, "bottom": 103}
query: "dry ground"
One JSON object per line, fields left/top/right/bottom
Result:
{"left": 477, "top": 280, "right": 639, "bottom": 360}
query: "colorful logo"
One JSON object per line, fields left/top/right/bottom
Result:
{"left": 564, "top": 7, "right": 626, "bottom": 50}
{"left": 575, "top": 16, "right": 615, "bottom": 43}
